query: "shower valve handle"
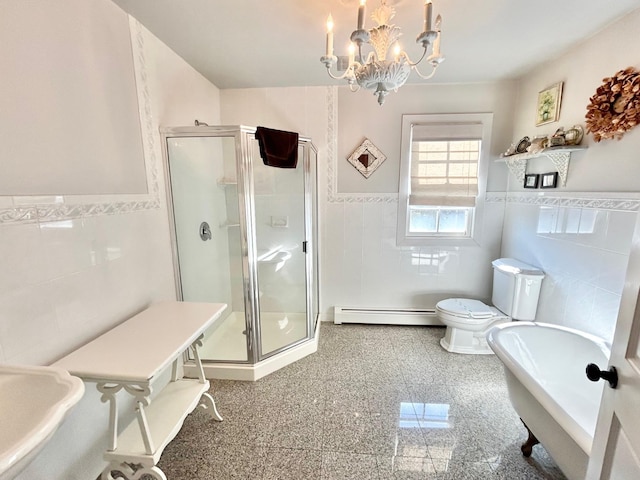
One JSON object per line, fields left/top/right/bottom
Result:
{"left": 586, "top": 363, "right": 618, "bottom": 389}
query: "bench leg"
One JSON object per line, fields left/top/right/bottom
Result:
{"left": 199, "top": 392, "right": 223, "bottom": 421}
{"left": 102, "top": 463, "right": 167, "bottom": 480}
{"left": 131, "top": 466, "right": 167, "bottom": 480}
{"left": 101, "top": 462, "right": 136, "bottom": 480}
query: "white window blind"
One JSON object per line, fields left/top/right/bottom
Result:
{"left": 410, "top": 123, "right": 482, "bottom": 207}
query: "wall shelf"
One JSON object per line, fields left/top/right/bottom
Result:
{"left": 497, "top": 146, "right": 587, "bottom": 187}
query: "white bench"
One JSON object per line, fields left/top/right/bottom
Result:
{"left": 54, "top": 301, "right": 227, "bottom": 480}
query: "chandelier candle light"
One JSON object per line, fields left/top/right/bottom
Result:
{"left": 321, "top": 0, "right": 444, "bottom": 105}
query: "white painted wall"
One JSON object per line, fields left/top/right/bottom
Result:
{"left": 501, "top": 9, "right": 640, "bottom": 343}
{"left": 0, "top": 1, "right": 221, "bottom": 478}
{"left": 337, "top": 83, "right": 513, "bottom": 194}
{"left": 0, "top": 0, "right": 147, "bottom": 195}
{"left": 509, "top": 9, "right": 640, "bottom": 193}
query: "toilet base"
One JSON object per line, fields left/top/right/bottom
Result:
{"left": 440, "top": 325, "right": 495, "bottom": 355}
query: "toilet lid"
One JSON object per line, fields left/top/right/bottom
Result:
{"left": 437, "top": 298, "right": 495, "bottom": 319}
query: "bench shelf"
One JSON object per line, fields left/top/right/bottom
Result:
{"left": 54, "top": 301, "right": 227, "bottom": 480}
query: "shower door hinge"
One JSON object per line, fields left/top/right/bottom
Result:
{"left": 302, "top": 241, "right": 308, "bottom": 253}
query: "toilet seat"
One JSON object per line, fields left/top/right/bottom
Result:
{"left": 436, "top": 298, "right": 496, "bottom": 321}
{"left": 436, "top": 298, "right": 509, "bottom": 354}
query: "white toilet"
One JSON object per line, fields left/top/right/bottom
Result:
{"left": 437, "top": 258, "right": 545, "bottom": 354}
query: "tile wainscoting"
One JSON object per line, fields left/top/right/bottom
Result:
{"left": 502, "top": 191, "right": 640, "bottom": 343}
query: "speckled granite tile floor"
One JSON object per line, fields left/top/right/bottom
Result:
{"left": 156, "top": 323, "right": 567, "bottom": 479}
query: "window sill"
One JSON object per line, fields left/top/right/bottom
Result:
{"left": 397, "top": 235, "right": 481, "bottom": 247}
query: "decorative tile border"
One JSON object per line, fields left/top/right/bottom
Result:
{"left": 322, "top": 89, "right": 636, "bottom": 212}
{"left": 485, "top": 192, "right": 507, "bottom": 203}
{"left": 0, "top": 18, "right": 160, "bottom": 225}
{"left": 506, "top": 191, "right": 640, "bottom": 211}
{"left": 325, "top": 87, "right": 506, "bottom": 206}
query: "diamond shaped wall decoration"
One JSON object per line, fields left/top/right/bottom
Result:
{"left": 347, "top": 138, "right": 387, "bottom": 178}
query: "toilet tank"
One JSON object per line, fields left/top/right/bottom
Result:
{"left": 491, "top": 258, "right": 545, "bottom": 320}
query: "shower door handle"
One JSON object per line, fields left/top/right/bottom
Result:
{"left": 302, "top": 241, "right": 307, "bottom": 253}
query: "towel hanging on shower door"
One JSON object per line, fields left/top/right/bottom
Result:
{"left": 255, "top": 126, "right": 299, "bottom": 168}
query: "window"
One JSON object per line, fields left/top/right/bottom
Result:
{"left": 397, "top": 114, "right": 493, "bottom": 245}
{"left": 409, "top": 206, "right": 472, "bottom": 235}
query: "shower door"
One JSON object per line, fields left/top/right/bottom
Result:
{"left": 164, "top": 134, "right": 247, "bottom": 362}
{"left": 253, "top": 141, "right": 309, "bottom": 358}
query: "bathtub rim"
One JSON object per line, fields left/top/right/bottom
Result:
{"left": 487, "top": 321, "right": 610, "bottom": 456}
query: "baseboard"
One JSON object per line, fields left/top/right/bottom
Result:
{"left": 334, "top": 306, "right": 443, "bottom": 326}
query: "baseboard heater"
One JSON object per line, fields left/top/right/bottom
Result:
{"left": 334, "top": 306, "right": 444, "bottom": 326}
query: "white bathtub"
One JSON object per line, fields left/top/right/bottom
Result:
{"left": 487, "top": 322, "right": 610, "bottom": 480}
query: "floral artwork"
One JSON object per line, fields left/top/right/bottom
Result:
{"left": 536, "top": 82, "right": 563, "bottom": 126}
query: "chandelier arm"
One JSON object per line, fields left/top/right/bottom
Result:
{"left": 411, "top": 62, "right": 439, "bottom": 80}
{"left": 365, "top": 51, "right": 377, "bottom": 63}
{"left": 400, "top": 47, "right": 428, "bottom": 68}
{"left": 320, "top": 57, "right": 360, "bottom": 83}
{"left": 323, "top": 64, "right": 356, "bottom": 81}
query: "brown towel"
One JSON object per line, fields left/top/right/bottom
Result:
{"left": 255, "top": 126, "right": 299, "bottom": 168}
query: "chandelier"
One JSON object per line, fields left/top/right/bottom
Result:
{"left": 320, "top": 0, "right": 444, "bottom": 105}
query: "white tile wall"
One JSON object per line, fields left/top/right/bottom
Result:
{"left": 501, "top": 199, "right": 637, "bottom": 344}
{"left": 321, "top": 198, "right": 505, "bottom": 312}
{"left": 0, "top": 208, "right": 176, "bottom": 365}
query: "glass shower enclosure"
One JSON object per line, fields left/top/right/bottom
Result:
{"left": 160, "top": 125, "right": 319, "bottom": 380}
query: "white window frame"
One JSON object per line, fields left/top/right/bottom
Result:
{"left": 397, "top": 113, "right": 493, "bottom": 246}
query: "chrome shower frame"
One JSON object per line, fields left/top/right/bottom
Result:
{"left": 160, "top": 125, "right": 319, "bottom": 375}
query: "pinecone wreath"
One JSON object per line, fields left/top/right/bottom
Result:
{"left": 585, "top": 66, "right": 640, "bottom": 142}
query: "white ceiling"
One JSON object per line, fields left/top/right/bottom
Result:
{"left": 112, "top": 0, "right": 639, "bottom": 89}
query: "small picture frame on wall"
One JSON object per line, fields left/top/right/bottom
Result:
{"left": 524, "top": 173, "right": 539, "bottom": 189}
{"left": 540, "top": 171, "right": 559, "bottom": 189}
{"left": 536, "top": 82, "right": 563, "bottom": 126}
{"left": 346, "top": 138, "right": 387, "bottom": 178}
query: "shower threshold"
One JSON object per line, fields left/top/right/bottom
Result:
{"left": 183, "top": 311, "right": 320, "bottom": 381}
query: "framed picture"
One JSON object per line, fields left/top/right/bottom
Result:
{"left": 347, "top": 138, "right": 387, "bottom": 178}
{"left": 540, "top": 171, "right": 559, "bottom": 189}
{"left": 536, "top": 82, "right": 563, "bottom": 126}
{"left": 524, "top": 173, "right": 539, "bottom": 189}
